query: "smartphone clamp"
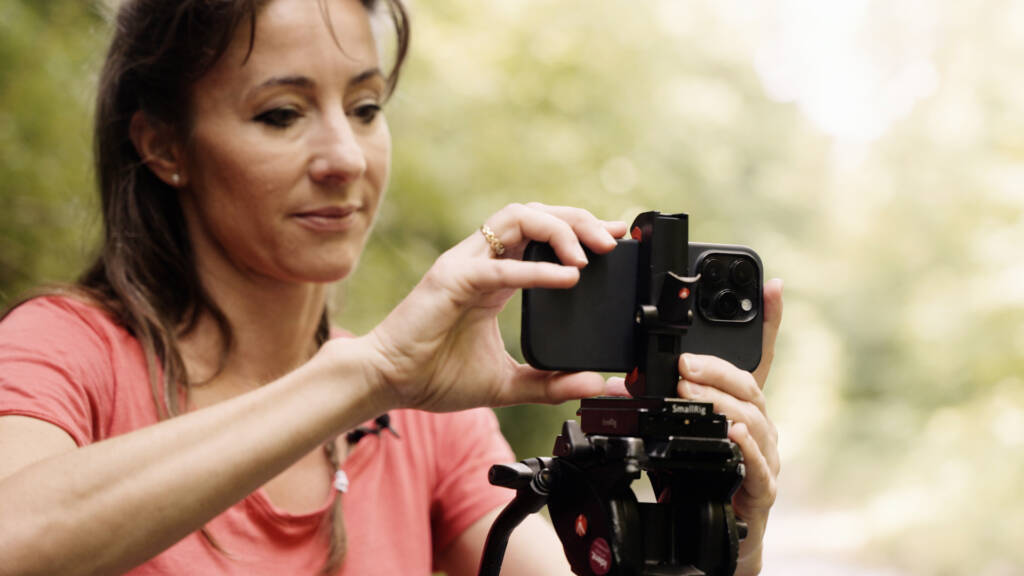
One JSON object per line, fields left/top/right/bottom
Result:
{"left": 478, "top": 212, "right": 748, "bottom": 576}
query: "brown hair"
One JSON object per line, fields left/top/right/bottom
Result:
{"left": 78, "top": 0, "right": 409, "bottom": 573}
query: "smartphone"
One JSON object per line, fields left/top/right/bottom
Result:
{"left": 520, "top": 240, "right": 763, "bottom": 373}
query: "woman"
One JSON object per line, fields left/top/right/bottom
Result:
{"left": 0, "top": 0, "right": 782, "bottom": 575}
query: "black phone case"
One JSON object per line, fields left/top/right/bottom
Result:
{"left": 681, "top": 244, "right": 763, "bottom": 372}
{"left": 521, "top": 240, "right": 639, "bottom": 372}
{"left": 521, "top": 240, "right": 763, "bottom": 374}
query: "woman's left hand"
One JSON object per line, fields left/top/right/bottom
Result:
{"left": 362, "top": 202, "right": 627, "bottom": 414}
{"left": 677, "top": 278, "right": 783, "bottom": 576}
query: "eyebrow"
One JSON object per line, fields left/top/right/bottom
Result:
{"left": 246, "top": 68, "right": 385, "bottom": 100}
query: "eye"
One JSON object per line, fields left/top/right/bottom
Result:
{"left": 352, "top": 102, "right": 382, "bottom": 125}
{"left": 254, "top": 106, "right": 302, "bottom": 129}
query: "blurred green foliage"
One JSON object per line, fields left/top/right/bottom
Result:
{"left": 0, "top": 0, "right": 104, "bottom": 297}
{"left": 2, "top": 1, "right": 1023, "bottom": 574}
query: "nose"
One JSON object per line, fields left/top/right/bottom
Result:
{"left": 309, "top": 113, "right": 367, "bottom": 185}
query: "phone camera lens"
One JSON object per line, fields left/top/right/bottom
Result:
{"left": 703, "top": 258, "right": 726, "bottom": 284}
{"left": 712, "top": 289, "right": 741, "bottom": 319}
{"left": 697, "top": 253, "right": 760, "bottom": 323}
{"left": 730, "top": 259, "right": 756, "bottom": 286}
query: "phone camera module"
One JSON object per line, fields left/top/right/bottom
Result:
{"left": 697, "top": 252, "right": 759, "bottom": 324}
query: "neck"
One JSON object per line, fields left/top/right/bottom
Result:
{"left": 180, "top": 263, "right": 330, "bottom": 390}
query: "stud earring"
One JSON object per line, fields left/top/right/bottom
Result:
{"left": 171, "top": 173, "right": 181, "bottom": 186}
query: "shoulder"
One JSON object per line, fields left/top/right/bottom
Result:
{"left": 0, "top": 293, "right": 139, "bottom": 393}
{"left": 3, "top": 294, "right": 123, "bottom": 337}
{"left": 0, "top": 295, "right": 137, "bottom": 446}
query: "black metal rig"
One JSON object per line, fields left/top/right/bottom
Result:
{"left": 477, "top": 212, "right": 748, "bottom": 576}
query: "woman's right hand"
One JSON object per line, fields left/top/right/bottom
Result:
{"left": 348, "top": 202, "right": 627, "bottom": 413}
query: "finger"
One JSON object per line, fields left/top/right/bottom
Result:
{"left": 460, "top": 258, "right": 581, "bottom": 294}
{"left": 752, "top": 278, "right": 784, "bottom": 389}
{"left": 483, "top": 203, "right": 626, "bottom": 263}
{"left": 603, "top": 220, "right": 628, "bottom": 239}
{"left": 503, "top": 364, "right": 607, "bottom": 405}
{"left": 679, "top": 353, "right": 765, "bottom": 413}
{"left": 524, "top": 203, "right": 622, "bottom": 254}
{"left": 485, "top": 204, "right": 588, "bottom": 266}
{"left": 678, "top": 380, "right": 779, "bottom": 476}
{"left": 603, "top": 376, "right": 631, "bottom": 397}
{"left": 729, "top": 422, "right": 777, "bottom": 510}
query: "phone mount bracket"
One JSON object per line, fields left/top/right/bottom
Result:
{"left": 627, "top": 211, "right": 698, "bottom": 398}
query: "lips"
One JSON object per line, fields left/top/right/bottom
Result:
{"left": 295, "top": 205, "right": 357, "bottom": 218}
{"left": 291, "top": 204, "right": 362, "bottom": 232}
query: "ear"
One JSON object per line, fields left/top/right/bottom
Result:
{"left": 129, "top": 110, "right": 188, "bottom": 188}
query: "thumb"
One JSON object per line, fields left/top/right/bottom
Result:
{"left": 499, "top": 364, "right": 607, "bottom": 405}
{"left": 752, "top": 278, "right": 783, "bottom": 389}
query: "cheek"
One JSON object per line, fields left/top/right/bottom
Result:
{"left": 363, "top": 125, "right": 392, "bottom": 214}
{"left": 190, "top": 127, "right": 294, "bottom": 210}
{"left": 186, "top": 136, "right": 297, "bottom": 254}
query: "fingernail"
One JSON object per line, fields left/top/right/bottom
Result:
{"left": 682, "top": 353, "right": 701, "bottom": 375}
{"left": 560, "top": 265, "right": 580, "bottom": 278}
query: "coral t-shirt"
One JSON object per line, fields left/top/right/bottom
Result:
{"left": 0, "top": 297, "right": 516, "bottom": 575}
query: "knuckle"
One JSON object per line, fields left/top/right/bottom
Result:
{"left": 716, "top": 356, "right": 737, "bottom": 379}
{"left": 680, "top": 380, "right": 700, "bottom": 400}
{"left": 565, "top": 206, "right": 592, "bottom": 222}
{"left": 487, "top": 259, "right": 509, "bottom": 284}
{"left": 707, "top": 359, "right": 736, "bottom": 390}
{"left": 438, "top": 248, "right": 466, "bottom": 272}
{"left": 740, "top": 401, "right": 760, "bottom": 428}
{"left": 544, "top": 385, "right": 560, "bottom": 405}
{"left": 423, "top": 256, "right": 450, "bottom": 286}
{"left": 742, "top": 371, "right": 758, "bottom": 395}
{"left": 734, "top": 367, "right": 759, "bottom": 397}
{"left": 690, "top": 354, "right": 717, "bottom": 380}
{"left": 747, "top": 377, "right": 766, "bottom": 411}
{"left": 502, "top": 202, "right": 528, "bottom": 219}
{"left": 556, "top": 220, "right": 577, "bottom": 239}
{"left": 764, "top": 477, "right": 778, "bottom": 506}
{"left": 582, "top": 209, "right": 601, "bottom": 225}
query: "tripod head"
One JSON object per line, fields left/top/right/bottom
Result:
{"left": 478, "top": 212, "right": 759, "bottom": 576}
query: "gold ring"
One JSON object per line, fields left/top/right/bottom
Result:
{"left": 479, "top": 224, "right": 506, "bottom": 257}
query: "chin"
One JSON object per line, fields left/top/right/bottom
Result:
{"left": 291, "top": 264, "right": 356, "bottom": 284}
{"left": 273, "top": 239, "right": 369, "bottom": 284}
{"left": 286, "top": 256, "right": 360, "bottom": 284}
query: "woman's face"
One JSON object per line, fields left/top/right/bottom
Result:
{"left": 181, "top": 0, "right": 391, "bottom": 285}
